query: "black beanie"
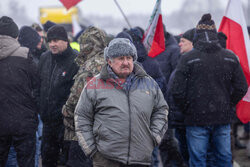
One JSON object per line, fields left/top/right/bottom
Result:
{"left": 196, "top": 13, "right": 217, "bottom": 33}
{"left": 18, "top": 26, "right": 41, "bottom": 50}
{"left": 116, "top": 31, "right": 133, "bottom": 43}
{"left": 47, "top": 25, "right": 68, "bottom": 42}
{"left": 194, "top": 13, "right": 218, "bottom": 43}
{"left": 43, "top": 20, "right": 56, "bottom": 32}
{"left": 0, "top": 16, "right": 19, "bottom": 38}
{"left": 182, "top": 28, "right": 196, "bottom": 42}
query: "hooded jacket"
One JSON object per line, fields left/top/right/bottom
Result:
{"left": 171, "top": 32, "right": 248, "bottom": 126}
{"left": 63, "top": 27, "right": 107, "bottom": 141}
{"left": 38, "top": 45, "right": 79, "bottom": 124}
{"left": 0, "top": 35, "right": 39, "bottom": 136}
{"left": 75, "top": 63, "right": 168, "bottom": 165}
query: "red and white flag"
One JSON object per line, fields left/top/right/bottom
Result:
{"left": 60, "top": 0, "right": 82, "bottom": 10}
{"left": 143, "top": 0, "right": 165, "bottom": 58}
{"left": 219, "top": 0, "right": 250, "bottom": 123}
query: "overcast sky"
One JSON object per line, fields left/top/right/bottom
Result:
{"left": 1, "top": 0, "right": 248, "bottom": 21}
{"left": 0, "top": 0, "right": 209, "bottom": 22}
{"left": 0, "top": 0, "right": 248, "bottom": 34}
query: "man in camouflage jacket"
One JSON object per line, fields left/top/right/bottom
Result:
{"left": 62, "top": 26, "right": 107, "bottom": 167}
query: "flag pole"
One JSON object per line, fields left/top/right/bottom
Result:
{"left": 113, "top": 0, "right": 132, "bottom": 28}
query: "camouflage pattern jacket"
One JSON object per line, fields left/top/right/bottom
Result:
{"left": 62, "top": 27, "right": 107, "bottom": 141}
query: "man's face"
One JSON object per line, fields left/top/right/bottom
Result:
{"left": 37, "top": 31, "right": 45, "bottom": 43}
{"left": 36, "top": 31, "right": 45, "bottom": 49}
{"left": 179, "top": 38, "right": 193, "bottom": 54}
{"left": 108, "top": 56, "right": 134, "bottom": 79}
{"left": 49, "top": 39, "right": 68, "bottom": 54}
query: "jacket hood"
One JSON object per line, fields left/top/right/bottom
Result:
{"left": 0, "top": 35, "right": 28, "bottom": 60}
{"left": 193, "top": 31, "right": 221, "bottom": 53}
{"left": 76, "top": 26, "right": 107, "bottom": 67}
{"left": 128, "top": 28, "right": 143, "bottom": 41}
{"left": 165, "top": 32, "right": 178, "bottom": 46}
{"left": 81, "top": 51, "right": 105, "bottom": 79}
{"left": 128, "top": 28, "right": 147, "bottom": 63}
{"left": 100, "top": 62, "right": 147, "bottom": 81}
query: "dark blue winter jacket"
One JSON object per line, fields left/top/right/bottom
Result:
{"left": 155, "top": 32, "right": 180, "bottom": 83}
{"left": 128, "top": 28, "right": 167, "bottom": 96}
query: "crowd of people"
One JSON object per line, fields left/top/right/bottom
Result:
{"left": 0, "top": 13, "right": 249, "bottom": 167}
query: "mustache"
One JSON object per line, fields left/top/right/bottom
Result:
{"left": 121, "top": 65, "right": 130, "bottom": 68}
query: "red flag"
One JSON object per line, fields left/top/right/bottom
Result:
{"left": 219, "top": 0, "right": 250, "bottom": 123}
{"left": 60, "top": 0, "right": 82, "bottom": 10}
{"left": 143, "top": 0, "right": 165, "bottom": 58}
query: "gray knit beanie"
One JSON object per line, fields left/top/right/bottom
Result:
{"left": 104, "top": 38, "right": 137, "bottom": 61}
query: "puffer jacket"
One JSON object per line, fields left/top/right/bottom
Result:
{"left": 0, "top": 35, "right": 39, "bottom": 136}
{"left": 75, "top": 63, "right": 168, "bottom": 165}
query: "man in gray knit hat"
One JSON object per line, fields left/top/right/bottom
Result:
{"left": 75, "top": 38, "right": 168, "bottom": 167}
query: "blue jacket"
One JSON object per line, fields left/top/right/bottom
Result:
{"left": 155, "top": 32, "right": 180, "bottom": 83}
{"left": 128, "top": 28, "right": 167, "bottom": 97}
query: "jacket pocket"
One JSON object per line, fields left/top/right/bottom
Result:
{"left": 93, "top": 122, "right": 102, "bottom": 143}
{"left": 150, "top": 131, "right": 158, "bottom": 147}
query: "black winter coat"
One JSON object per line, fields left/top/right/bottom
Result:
{"left": 38, "top": 46, "right": 79, "bottom": 124}
{"left": 0, "top": 35, "right": 39, "bottom": 136}
{"left": 171, "top": 37, "right": 248, "bottom": 126}
{"left": 30, "top": 44, "right": 47, "bottom": 66}
{"left": 166, "top": 70, "right": 185, "bottom": 128}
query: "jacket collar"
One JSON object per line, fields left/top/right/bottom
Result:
{"left": 51, "top": 44, "right": 74, "bottom": 62}
{"left": 0, "top": 35, "right": 28, "bottom": 60}
{"left": 193, "top": 32, "right": 221, "bottom": 53}
{"left": 100, "top": 62, "right": 147, "bottom": 81}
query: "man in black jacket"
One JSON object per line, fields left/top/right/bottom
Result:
{"left": 38, "top": 25, "right": 79, "bottom": 167}
{"left": 171, "top": 14, "right": 248, "bottom": 167}
{"left": 0, "top": 16, "right": 40, "bottom": 167}
{"left": 18, "top": 25, "right": 47, "bottom": 167}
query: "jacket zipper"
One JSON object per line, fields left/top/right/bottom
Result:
{"left": 48, "top": 62, "right": 57, "bottom": 102}
{"left": 125, "top": 77, "right": 140, "bottom": 164}
{"left": 126, "top": 90, "right": 131, "bottom": 165}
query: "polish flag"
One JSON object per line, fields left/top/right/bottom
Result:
{"left": 60, "top": 0, "right": 82, "bottom": 10}
{"left": 143, "top": 0, "right": 165, "bottom": 58}
{"left": 219, "top": 0, "right": 250, "bottom": 123}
